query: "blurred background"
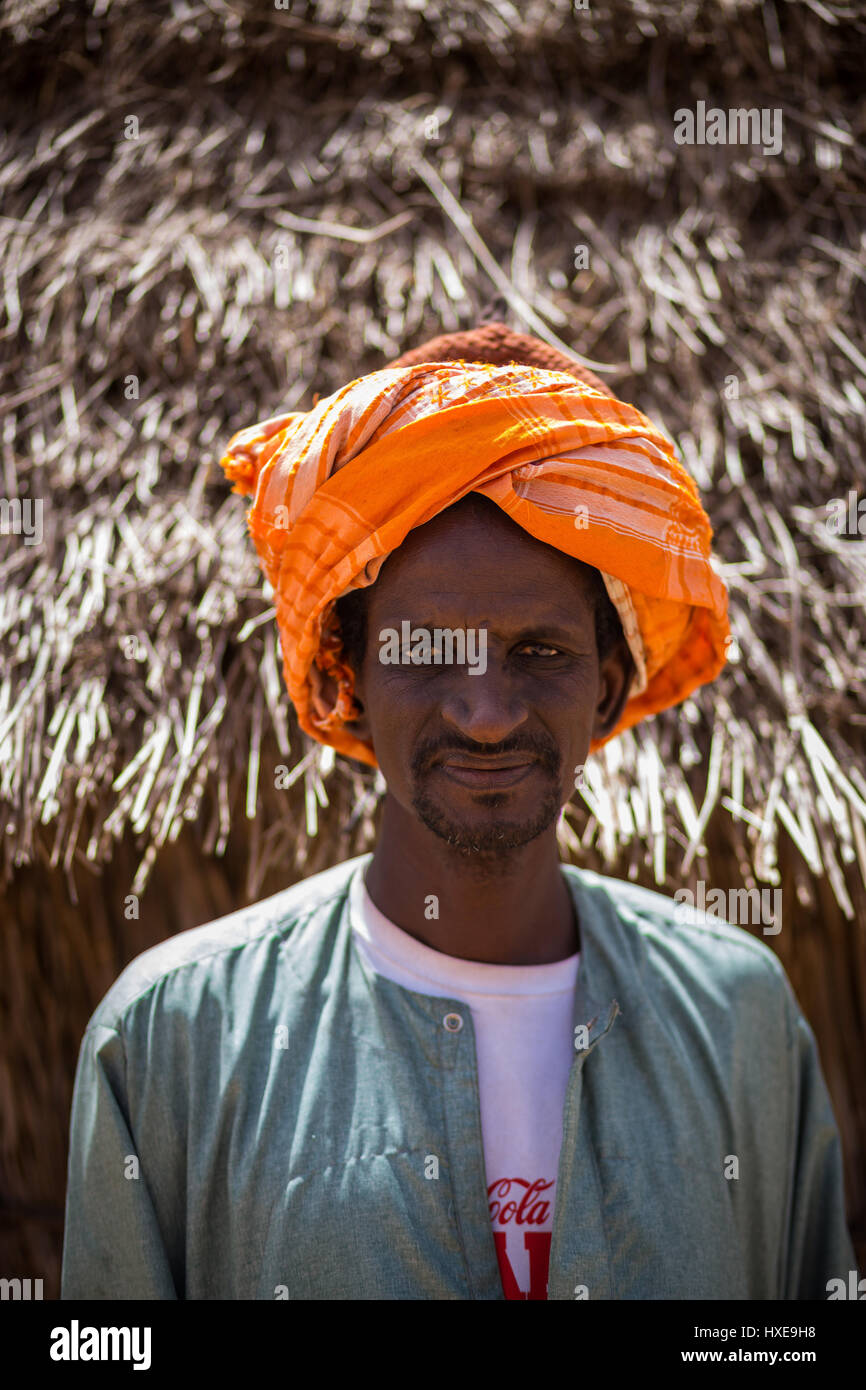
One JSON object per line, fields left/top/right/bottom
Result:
{"left": 1, "top": 0, "right": 864, "bottom": 1295}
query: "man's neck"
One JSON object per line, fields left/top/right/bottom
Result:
{"left": 362, "top": 799, "right": 580, "bottom": 966}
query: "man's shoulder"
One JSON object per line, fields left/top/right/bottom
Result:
{"left": 566, "top": 863, "right": 791, "bottom": 1000}
{"left": 87, "top": 855, "right": 364, "bottom": 1034}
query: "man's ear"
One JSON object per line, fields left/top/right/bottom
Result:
{"left": 592, "top": 639, "right": 635, "bottom": 741}
{"left": 309, "top": 660, "right": 373, "bottom": 746}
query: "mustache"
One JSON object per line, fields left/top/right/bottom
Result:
{"left": 411, "top": 732, "right": 562, "bottom": 777}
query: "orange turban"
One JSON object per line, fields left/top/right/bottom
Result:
{"left": 220, "top": 355, "right": 729, "bottom": 769}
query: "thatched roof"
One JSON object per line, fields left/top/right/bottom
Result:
{"left": 2, "top": 0, "right": 864, "bottom": 915}
{"left": 2, "top": 0, "right": 865, "bottom": 1294}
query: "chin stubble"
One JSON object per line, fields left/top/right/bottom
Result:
{"left": 410, "top": 767, "right": 563, "bottom": 866}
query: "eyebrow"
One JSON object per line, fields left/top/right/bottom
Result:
{"left": 384, "top": 618, "right": 590, "bottom": 644}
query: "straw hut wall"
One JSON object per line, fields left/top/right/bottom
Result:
{"left": 1, "top": 0, "right": 864, "bottom": 1296}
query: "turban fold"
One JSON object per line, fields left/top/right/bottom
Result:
{"left": 220, "top": 348, "right": 729, "bottom": 769}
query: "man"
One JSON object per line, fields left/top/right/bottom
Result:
{"left": 61, "top": 323, "right": 857, "bottom": 1300}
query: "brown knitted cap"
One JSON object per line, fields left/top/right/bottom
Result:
{"left": 385, "top": 320, "right": 614, "bottom": 398}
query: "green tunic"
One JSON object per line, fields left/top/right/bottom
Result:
{"left": 61, "top": 854, "right": 858, "bottom": 1299}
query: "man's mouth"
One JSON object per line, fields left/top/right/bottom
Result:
{"left": 433, "top": 755, "right": 538, "bottom": 789}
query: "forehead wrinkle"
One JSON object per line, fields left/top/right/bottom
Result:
{"left": 372, "top": 592, "right": 595, "bottom": 632}
{"left": 382, "top": 521, "right": 596, "bottom": 584}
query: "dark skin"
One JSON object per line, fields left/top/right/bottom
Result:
{"left": 341, "top": 498, "right": 634, "bottom": 966}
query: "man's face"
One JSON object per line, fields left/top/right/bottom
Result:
{"left": 348, "top": 498, "right": 633, "bottom": 863}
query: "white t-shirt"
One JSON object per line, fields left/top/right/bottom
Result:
{"left": 349, "top": 868, "right": 580, "bottom": 1300}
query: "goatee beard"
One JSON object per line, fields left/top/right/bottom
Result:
{"left": 410, "top": 782, "right": 562, "bottom": 865}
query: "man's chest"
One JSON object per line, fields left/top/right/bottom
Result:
{"left": 155, "top": 1018, "right": 775, "bottom": 1300}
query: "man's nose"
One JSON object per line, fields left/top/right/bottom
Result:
{"left": 437, "top": 663, "right": 530, "bottom": 745}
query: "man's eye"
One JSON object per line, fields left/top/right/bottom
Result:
{"left": 519, "top": 643, "right": 562, "bottom": 658}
